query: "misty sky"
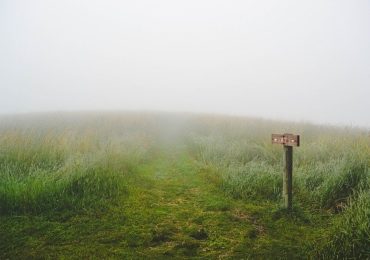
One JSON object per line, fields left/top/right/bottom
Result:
{"left": 1, "top": 0, "right": 370, "bottom": 127}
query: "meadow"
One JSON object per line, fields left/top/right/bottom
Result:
{"left": 0, "top": 112, "right": 369, "bottom": 259}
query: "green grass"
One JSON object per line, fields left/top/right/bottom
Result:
{"left": 0, "top": 112, "right": 369, "bottom": 259}
{"left": 0, "top": 131, "right": 145, "bottom": 216}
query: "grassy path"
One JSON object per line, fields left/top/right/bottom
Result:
{"left": 1, "top": 148, "right": 322, "bottom": 259}
{"left": 122, "top": 149, "right": 258, "bottom": 258}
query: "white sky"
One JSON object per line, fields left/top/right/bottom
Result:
{"left": 1, "top": 0, "right": 370, "bottom": 127}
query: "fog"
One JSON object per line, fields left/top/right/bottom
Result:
{"left": 1, "top": 0, "right": 370, "bottom": 127}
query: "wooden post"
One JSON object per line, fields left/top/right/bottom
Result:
{"left": 272, "top": 133, "right": 299, "bottom": 211}
{"left": 283, "top": 145, "right": 293, "bottom": 210}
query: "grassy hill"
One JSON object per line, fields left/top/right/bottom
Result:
{"left": 0, "top": 112, "right": 369, "bottom": 259}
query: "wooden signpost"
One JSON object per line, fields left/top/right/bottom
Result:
{"left": 272, "top": 133, "right": 300, "bottom": 210}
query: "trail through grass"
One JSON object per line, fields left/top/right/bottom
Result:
{"left": 121, "top": 148, "right": 256, "bottom": 258}
{"left": 1, "top": 146, "right": 331, "bottom": 259}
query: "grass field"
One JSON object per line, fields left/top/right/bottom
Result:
{"left": 0, "top": 112, "right": 369, "bottom": 259}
